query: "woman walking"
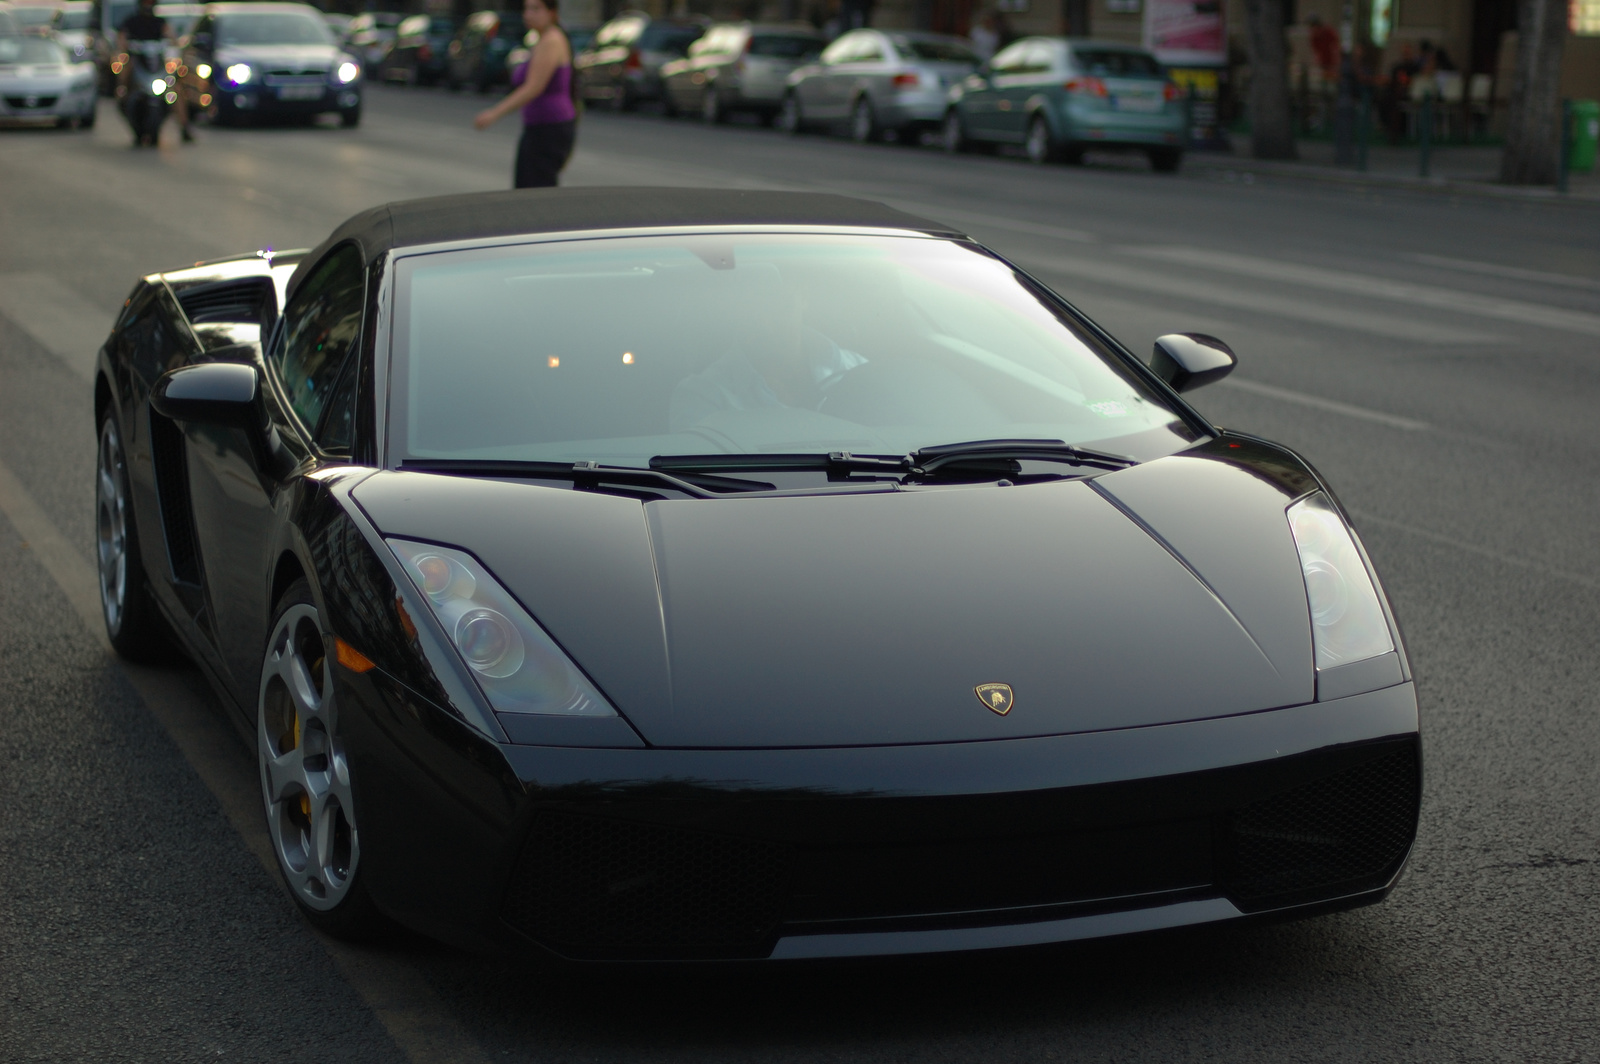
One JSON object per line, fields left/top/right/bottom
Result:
{"left": 473, "top": 0, "right": 574, "bottom": 188}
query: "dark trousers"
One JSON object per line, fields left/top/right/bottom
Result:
{"left": 514, "top": 120, "right": 576, "bottom": 188}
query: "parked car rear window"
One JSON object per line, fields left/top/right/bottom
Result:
{"left": 217, "top": 12, "right": 333, "bottom": 46}
{"left": 639, "top": 23, "right": 703, "bottom": 53}
{"left": 1073, "top": 50, "right": 1162, "bottom": 76}
{"left": 890, "top": 37, "right": 976, "bottom": 63}
{"left": 749, "top": 34, "right": 821, "bottom": 58}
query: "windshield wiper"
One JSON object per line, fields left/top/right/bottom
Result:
{"left": 651, "top": 452, "right": 909, "bottom": 477}
{"left": 908, "top": 439, "right": 1135, "bottom": 476}
{"left": 399, "top": 459, "right": 774, "bottom": 498}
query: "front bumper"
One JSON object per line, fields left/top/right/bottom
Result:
{"left": 216, "top": 83, "right": 361, "bottom": 115}
{"left": 0, "top": 79, "right": 97, "bottom": 123}
{"left": 339, "top": 662, "right": 1421, "bottom": 961}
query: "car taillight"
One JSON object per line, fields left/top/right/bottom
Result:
{"left": 1163, "top": 81, "right": 1182, "bottom": 101}
{"left": 419, "top": 43, "right": 432, "bottom": 60}
{"left": 625, "top": 48, "right": 641, "bottom": 70}
{"left": 891, "top": 72, "right": 919, "bottom": 88}
{"left": 1064, "top": 76, "right": 1107, "bottom": 97}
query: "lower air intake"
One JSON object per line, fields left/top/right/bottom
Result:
{"left": 1222, "top": 744, "right": 1420, "bottom": 911}
{"left": 503, "top": 811, "right": 792, "bottom": 960}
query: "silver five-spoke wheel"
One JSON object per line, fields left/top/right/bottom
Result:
{"left": 96, "top": 419, "right": 129, "bottom": 633}
{"left": 258, "top": 600, "right": 360, "bottom": 911}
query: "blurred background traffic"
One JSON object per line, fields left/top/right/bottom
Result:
{"left": 0, "top": 0, "right": 1594, "bottom": 185}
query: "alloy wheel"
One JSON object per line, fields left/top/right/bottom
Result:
{"left": 778, "top": 94, "right": 801, "bottom": 134}
{"left": 941, "top": 110, "right": 966, "bottom": 153}
{"left": 850, "top": 98, "right": 875, "bottom": 143}
{"left": 701, "top": 89, "right": 720, "bottom": 124}
{"left": 258, "top": 602, "right": 359, "bottom": 911}
{"left": 95, "top": 419, "right": 129, "bottom": 634}
{"left": 1025, "top": 116, "right": 1053, "bottom": 164}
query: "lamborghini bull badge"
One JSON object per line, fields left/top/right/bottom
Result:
{"left": 974, "top": 683, "right": 1015, "bottom": 715}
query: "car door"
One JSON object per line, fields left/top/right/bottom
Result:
{"left": 806, "top": 32, "right": 858, "bottom": 118}
{"left": 186, "top": 243, "right": 365, "bottom": 705}
{"left": 964, "top": 39, "right": 1024, "bottom": 137}
{"left": 991, "top": 40, "right": 1049, "bottom": 140}
{"left": 843, "top": 32, "right": 890, "bottom": 116}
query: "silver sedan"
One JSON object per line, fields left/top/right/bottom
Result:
{"left": 779, "top": 28, "right": 977, "bottom": 143}
{"left": 0, "top": 35, "right": 97, "bottom": 128}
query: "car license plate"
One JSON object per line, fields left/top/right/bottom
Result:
{"left": 1113, "top": 95, "right": 1162, "bottom": 113}
{"left": 278, "top": 85, "right": 324, "bottom": 100}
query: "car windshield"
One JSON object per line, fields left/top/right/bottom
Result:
{"left": 391, "top": 233, "right": 1193, "bottom": 467}
{"left": 891, "top": 36, "right": 976, "bottom": 63}
{"left": 639, "top": 22, "right": 703, "bottom": 52}
{"left": 217, "top": 12, "right": 332, "bottom": 46}
{"left": 1074, "top": 49, "right": 1162, "bottom": 76}
{"left": 749, "top": 34, "right": 821, "bottom": 58}
{"left": 55, "top": 8, "right": 91, "bottom": 28}
{"left": 0, "top": 36, "right": 67, "bottom": 64}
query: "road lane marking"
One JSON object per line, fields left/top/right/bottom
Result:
{"left": 1216, "top": 378, "right": 1432, "bottom": 431}
{"left": 1127, "top": 246, "right": 1600, "bottom": 338}
{"left": 0, "top": 272, "right": 115, "bottom": 383}
{"left": 1409, "top": 254, "right": 1600, "bottom": 294}
{"left": 1348, "top": 509, "right": 1600, "bottom": 592}
{"left": 1017, "top": 253, "right": 1491, "bottom": 343}
{"left": 0, "top": 456, "right": 491, "bottom": 1064}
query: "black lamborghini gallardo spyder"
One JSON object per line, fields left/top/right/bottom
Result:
{"left": 93, "top": 188, "right": 1420, "bottom": 960}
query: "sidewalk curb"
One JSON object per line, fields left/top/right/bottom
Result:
{"left": 1183, "top": 151, "right": 1600, "bottom": 206}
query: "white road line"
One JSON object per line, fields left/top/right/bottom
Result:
{"left": 0, "top": 457, "right": 491, "bottom": 1064}
{"left": 1128, "top": 246, "right": 1600, "bottom": 338}
{"left": 0, "top": 272, "right": 115, "bottom": 382}
{"left": 1409, "top": 254, "right": 1600, "bottom": 294}
{"left": 1216, "top": 378, "right": 1432, "bottom": 431}
{"left": 1017, "top": 253, "right": 1491, "bottom": 343}
{"left": 1348, "top": 509, "right": 1600, "bottom": 592}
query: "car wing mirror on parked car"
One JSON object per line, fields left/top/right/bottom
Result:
{"left": 1149, "top": 333, "right": 1237, "bottom": 392}
{"left": 152, "top": 360, "right": 296, "bottom": 476}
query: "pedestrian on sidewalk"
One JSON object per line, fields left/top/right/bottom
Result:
{"left": 472, "top": 0, "right": 575, "bottom": 188}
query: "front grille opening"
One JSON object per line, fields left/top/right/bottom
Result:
{"left": 503, "top": 812, "right": 793, "bottom": 960}
{"left": 1221, "top": 745, "right": 1420, "bottom": 911}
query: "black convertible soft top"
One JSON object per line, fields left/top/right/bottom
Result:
{"left": 286, "top": 187, "right": 964, "bottom": 299}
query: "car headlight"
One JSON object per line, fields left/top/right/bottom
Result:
{"left": 1287, "top": 492, "right": 1394, "bottom": 670}
{"left": 196, "top": 62, "right": 212, "bottom": 79}
{"left": 388, "top": 539, "right": 616, "bottom": 717}
{"left": 225, "top": 62, "right": 251, "bottom": 85}
{"left": 336, "top": 60, "right": 359, "bottom": 83}
{"left": 149, "top": 76, "right": 168, "bottom": 95}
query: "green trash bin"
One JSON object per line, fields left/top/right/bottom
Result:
{"left": 1570, "top": 100, "right": 1599, "bottom": 173}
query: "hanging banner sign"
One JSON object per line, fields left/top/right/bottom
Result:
{"left": 1142, "top": 0, "right": 1226, "bottom": 66}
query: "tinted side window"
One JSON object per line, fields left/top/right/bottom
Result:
{"left": 316, "top": 355, "right": 358, "bottom": 455}
{"left": 276, "top": 245, "right": 364, "bottom": 433}
{"left": 748, "top": 35, "right": 821, "bottom": 58}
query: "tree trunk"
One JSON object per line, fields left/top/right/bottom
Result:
{"left": 1500, "top": 0, "right": 1568, "bottom": 184}
{"left": 1243, "top": 0, "right": 1296, "bottom": 159}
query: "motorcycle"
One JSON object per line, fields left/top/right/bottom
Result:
{"left": 118, "top": 40, "right": 175, "bottom": 146}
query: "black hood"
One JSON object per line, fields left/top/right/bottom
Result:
{"left": 352, "top": 453, "right": 1314, "bottom": 749}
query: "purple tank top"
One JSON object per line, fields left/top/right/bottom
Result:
{"left": 514, "top": 60, "right": 575, "bottom": 126}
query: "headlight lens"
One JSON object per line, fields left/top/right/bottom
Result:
{"left": 225, "top": 63, "right": 251, "bottom": 85}
{"left": 388, "top": 539, "right": 616, "bottom": 717}
{"left": 1287, "top": 493, "right": 1394, "bottom": 669}
{"left": 149, "top": 76, "right": 168, "bottom": 95}
{"left": 196, "top": 63, "right": 212, "bottom": 79}
{"left": 336, "top": 60, "right": 359, "bottom": 83}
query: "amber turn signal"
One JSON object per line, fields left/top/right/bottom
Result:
{"left": 335, "top": 637, "right": 376, "bottom": 673}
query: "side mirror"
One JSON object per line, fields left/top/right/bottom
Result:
{"left": 151, "top": 361, "right": 259, "bottom": 426}
{"left": 1149, "top": 333, "right": 1237, "bottom": 393}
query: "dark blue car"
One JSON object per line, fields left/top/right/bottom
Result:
{"left": 181, "top": 1, "right": 363, "bottom": 127}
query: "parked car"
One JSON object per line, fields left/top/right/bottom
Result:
{"left": 660, "top": 20, "right": 822, "bottom": 124}
{"left": 377, "top": 12, "right": 452, "bottom": 86}
{"left": 10, "top": 0, "right": 63, "bottom": 36}
{"left": 0, "top": 34, "right": 97, "bottom": 125}
{"left": 575, "top": 9, "right": 703, "bottom": 111}
{"left": 322, "top": 10, "right": 350, "bottom": 42}
{"left": 343, "top": 10, "right": 399, "bottom": 68}
{"left": 780, "top": 28, "right": 977, "bottom": 143}
{"left": 0, "top": 2, "right": 19, "bottom": 35}
{"left": 445, "top": 8, "right": 522, "bottom": 93}
{"left": 942, "top": 37, "right": 1186, "bottom": 170}
{"left": 49, "top": 0, "right": 94, "bottom": 62}
{"left": 181, "top": 1, "right": 363, "bottom": 126}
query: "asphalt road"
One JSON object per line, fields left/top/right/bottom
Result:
{"left": 2, "top": 87, "right": 1598, "bottom": 1063}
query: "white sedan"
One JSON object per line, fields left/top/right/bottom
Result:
{"left": 0, "top": 35, "right": 96, "bottom": 127}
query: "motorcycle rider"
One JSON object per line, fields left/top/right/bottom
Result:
{"left": 116, "top": 0, "right": 193, "bottom": 142}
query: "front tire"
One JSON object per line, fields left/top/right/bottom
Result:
{"left": 701, "top": 88, "right": 723, "bottom": 124}
{"left": 1148, "top": 147, "right": 1183, "bottom": 172}
{"left": 849, "top": 96, "right": 878, "bottom": 143}
{"left": 1025, "top": 114, "right": 1060, "bottom": 164}
{"left": 96, "top": 415, "right": 177, "bottom": 662}
{"left": 777, "top": 92, "right": 805, "bottom": 135}
{"left": 258, "top": 579, "right": 384, "bottom": 939}
{"left": 941, "top": 109, "right": 970, "bottom": 153}
{"left": 340, "top": 106, "right": 361, "bottom": 128}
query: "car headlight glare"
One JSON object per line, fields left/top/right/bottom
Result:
{"left": 388, "top": 539, "right": 615, "bottom": 717}
{"left": 196, "top": 63, "right": 212, "bottom": 79}
{"left": 150, "top": 76, "right": 168, "bottom": 95}
{"left": 225, "top": 63, "right": 251, "bottom": 85}
{"left": 1287, "top": 493, "right": 1393, "bottom": 669}
{"left": 337, "top": 61, "right": 359, "bottom": 83}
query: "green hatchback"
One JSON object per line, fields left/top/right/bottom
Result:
{"left": 943, "top": 38, "right": 1186, "bottom": 171}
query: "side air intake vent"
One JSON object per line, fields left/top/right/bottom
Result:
{"left": 1221, "top": 744, "right": 1420, "bottom": 911}
{"left": 176, "top": 277, "right": 275, "bottom": 326}
{"left": 148, "top": 413, "right": 200, "bottom": 585}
